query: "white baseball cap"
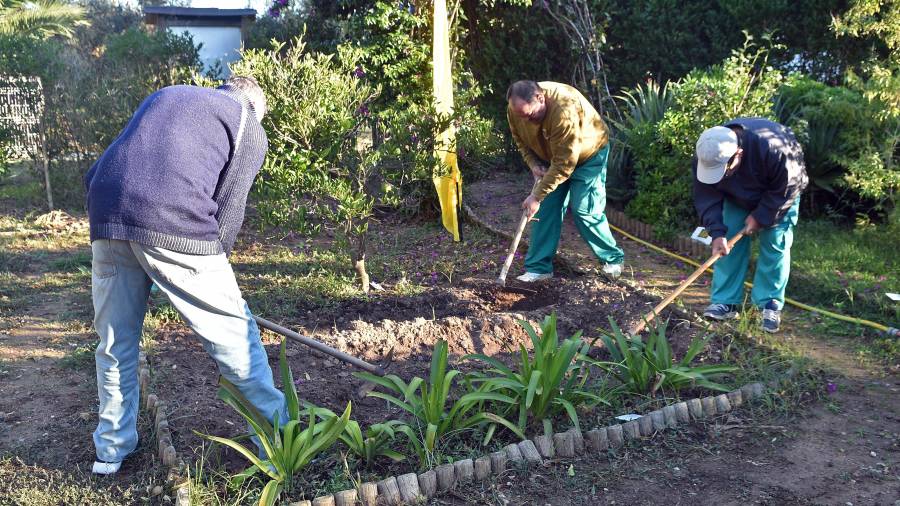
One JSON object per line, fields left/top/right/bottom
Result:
{"left": 695, "top": 126, "right": 739, "bottom": 184}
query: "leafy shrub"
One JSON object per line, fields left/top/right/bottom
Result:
{"left": 621, "top": 36, "right": 782, "bottom": 236}
{"left": 202, "top": 341, "right": 352, "bottom": 506}
{"left": 776, "top": 73, "right": 899, "bottom": 218}
{"left": 466, "top": 313, "right": 609, "bottom": 436}
{"left": 598, "top": 319, "right": 735, "bottom": 397}
{"left": 231, "top": 37, "right": 381, "bottom": 290}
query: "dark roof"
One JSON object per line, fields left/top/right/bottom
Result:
{"left": 143, "top": 7, "right": 256, "bottom": 18}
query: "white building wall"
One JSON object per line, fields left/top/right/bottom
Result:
{"left": 168, "top": 25, "right": 243, "bottom": 77}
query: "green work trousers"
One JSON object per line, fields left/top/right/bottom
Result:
{"left": 711, "top": 197, "right": 800, "bottom": 310}
{"left": 524, "top": 144, "right": 624, "bottom": 274}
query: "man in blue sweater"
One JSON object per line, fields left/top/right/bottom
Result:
{"left": 693, "top": 118, "right": 808, "bottom": 333}
{"left": 84, "top": 76, "right": 286, "bottom": 474}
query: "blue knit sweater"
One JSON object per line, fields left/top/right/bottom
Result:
{"left": 84, "top": 85, "right": 268, "bottom": 255}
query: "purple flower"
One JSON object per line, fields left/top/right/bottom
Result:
{"left": 268, "top": 7, "right": 281, "bottom": 17}
{"left": 826, "top": 382, "right": 837, "bottom": 394}
{"left": 410, "top": 133, "right": 418, "bottom": 143}
{"left": 277, "top": 0, "right": 288, "bottom": 6}
{"left": 357, "top": 104, "right": 369, "bottom": 117}
{"left": 353, "top": 66, "right": 365, "bottom": 78}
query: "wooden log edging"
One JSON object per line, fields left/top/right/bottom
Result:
{"left": 138, "top": 351, "right": 189, "bottom": 505}
{"left": 311, "top": 382, "right": 766, "bottom": 505}
{"left": 604, "top": 208, "right": 708, "bottom": 261}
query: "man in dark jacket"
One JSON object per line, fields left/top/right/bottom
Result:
{"left": 84, "top": 76, "right": 286, "bottom": 474}
{"left": 693, "top": 117, "right": 808, "bottom": 333}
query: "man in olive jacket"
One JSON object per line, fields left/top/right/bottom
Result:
{"left": 506, "top": 80, "right": 624, "bottom": 282}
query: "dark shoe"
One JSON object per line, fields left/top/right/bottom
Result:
{"left": 703, "top": 303, "right": 738, "bottom": 321}
{"left": 761, "top": 301, "right": 781, "bottom": 333}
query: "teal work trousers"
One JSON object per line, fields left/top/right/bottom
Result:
{"left": 711, "top": 198, "right": 800, "bottom": 310}
{"left": 524, "top": 144, "right": 624, "bottom": 274}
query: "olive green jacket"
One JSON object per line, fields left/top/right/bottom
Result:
{"left": 507, "top": 81, "right": 609, "bottom": 201}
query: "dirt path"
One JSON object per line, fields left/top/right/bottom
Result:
{"left": 462, "top": 173, "right": 900, "bottom": 505}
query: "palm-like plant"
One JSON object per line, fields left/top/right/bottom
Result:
{"left": 0, "top": 0, "right": 88, "bottom": 39}
{"left": 599, "top": 318, "right": 735, "bottom": 397}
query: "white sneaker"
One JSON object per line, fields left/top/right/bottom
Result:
{"left": 92, "top": 460, "right": 122, "bottom": 475}
{"left": 601, "top": 263, "right": 623, "bottom": 280}
{"left": 515, "top": 272, "right": 552, "bottom": 283}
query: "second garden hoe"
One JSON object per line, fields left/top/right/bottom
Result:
{"left": 628, "top": 228, "right": 748, "bottom": 336}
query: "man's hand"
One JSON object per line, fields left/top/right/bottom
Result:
{"left": 744, "top": 214, "right": 761, "bottom": 235}
{"left": 522, "top": 194, "right": 541, "bottom": 220}
{"left": 530, "top": 163, "right": 547, "bottom": 181}
{"left": 711, "top": 237, "right": 730, "bottom": 257}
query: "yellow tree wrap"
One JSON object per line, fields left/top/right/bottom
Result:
{"left": 432, "top": 0, "right": 462, "bottom": 241}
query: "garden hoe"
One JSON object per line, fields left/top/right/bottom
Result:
{"left": 627, "top": 228, "right": 748, "bottom": 336}
{"left": 253, "top": 316, "right": 394, "bottom": 395}
{"left": 496, "top": 178, "right": 539, "bottom": 295}
{"left": 496, "top": 209, "right": 530, "bottom": 287}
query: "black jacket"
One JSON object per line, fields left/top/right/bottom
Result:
{"left": 693, "top": 117, "right": 807, "bottom": 238}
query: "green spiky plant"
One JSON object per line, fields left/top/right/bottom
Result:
{"left": 340, "top": 420, "right": 405, "bottom": 468}
{"left": 465, "top": 312, "right": 609, "bottom": 436}
{"left": 356, "top": 340, "right": 521, "bottom": 469}
{"left": 201, "top": 340, "right": 351, "bottom": 506}
{"left": 599, "top": 318, "right": 736, "bottom": 396}
{"left": 300, "top": 405, "right": 406, "bottom": 469}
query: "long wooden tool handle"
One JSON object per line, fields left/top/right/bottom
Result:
{"left": 628, "top": 230, "right": 747, "bottom": 336}
{"left": 254, "top": 316, "right": 385, "bottom": 376}
{"left": 497, "top": 211, "right": 530, "bottom": 284}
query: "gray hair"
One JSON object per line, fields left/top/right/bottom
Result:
{"left": 506, "top": 80, "right": 543, "bottom": 102}
{"left": 225, "top": 75, "right": 266, "bottom": 120}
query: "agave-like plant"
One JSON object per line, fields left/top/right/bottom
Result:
{"left": 607, "top": 79, "right": 673, "bottom": 201}
{"left": 615, "top": 79, "right": 673, "bottom": 129}
{"left": 599, "top": 318, "right": 736, "bottom": 396}
{"left": 201, "top": 340, "right": 351, "bottom": 506}
{"left": 466, "top": 312, "right": 609, "bottom": 436}
{"left": 302, "top": 404, "right": 406, "bottom": 469}
{"left": 356, "top": 340, "right": 521, "bottom": 468}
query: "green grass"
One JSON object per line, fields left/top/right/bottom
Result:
{"left": 790, "top": 218, "right": 899, "bottom": 323}
{"left": 0, "top": 457, "right": 140, "bottom": 506}
{"left": 59, "top": 341, "right": 97, "bottom": 370}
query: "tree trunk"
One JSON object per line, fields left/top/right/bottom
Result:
{"left": 40, "top": 133, "right": 53, "bottom": 211}
{"left": 353, "top": 225, "right": 370, "bottom": 294}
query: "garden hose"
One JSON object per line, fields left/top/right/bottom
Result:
{"left": 608, "top": 223, "right": 899, "bottom": 338}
